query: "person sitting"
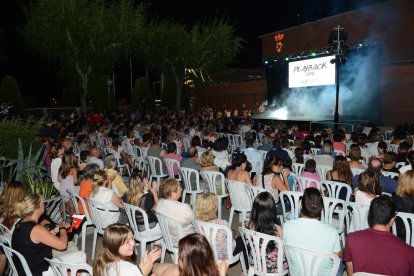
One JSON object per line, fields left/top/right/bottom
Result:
{"left": 12, "top": 194, "right": 86, "bottom": 276}
{"left": 266, "top": 139, "right": 290, "bottom": 161}
{"left": 245, "top": 192, "right": 287, "bottom": 273}
{"left": 243, "top": 136, "right": 263, "bottom": 176}
{"left": 348, "top": 145, "right": 365, "bottom": 169}
{"left": 50, "top": 142, "right": 64, "bottom": 190}
{"left": 332, "top": 132, "right": 346, "bottom": 153}
{"left": 89, "top": 170, "right": 124, "bottom": 228}
{"left": 125, "top": 173, "right": 162, "bottom": 237}
{"left": 104, "top": 154, "right": 127, "bottom": 199}
{"left": 396, "top": 141, "right": 410, "bottom": 163}
{"left": 78, "top": 163, "right": 100, "bottom": 215}
{"left": 326, "top": 155, "right": 353, "bottom": 185}
{"left": 382, "top": 151, "right": 401, "bottom": 176}
{"left": 376, "top": 141, "right": 388, "bottom": 161}
{"left": 299, "top": 159, "right": 321, "bottom": 190}
{"left": 313, "top": 141, "right": 334, "bottom": 167}
{"left": 88, "top": 147, "right": 104, "bottom": 170}
{"left": 180, "top": 147, "right": 202, "bottom": 190}
{"left": 211, "top": 137, "right": 231, "bottom": 172}
{"left": 257, "top": 136, "right": 272, "bottom": 152}
{"left": 344, "top": 195, "right": 414, "bottom": 275}
{"left": 354, "top": 170, "right": 382, "bottom": 207}
{"left": 164, "top": 142, "right": 183, "bottom": 178}
{"left": 392, "top": 170, "right": 414, "bottom": 240}
{"left": 283, "top": 188, "right": 342, "bottom": 276}
{"left": 227, "top": 150, "right": 253, "bottom": 185}
{"left": 147, "top": 136, "right": 167, "bottom": 174}
{"left": 93, "top": 224, "right": 161, "bottom": 276}
{"left": 155, "top": 179, "right": 194, "bottom": 246}
{"left": 294, "top": 147, "right": 304, "bottom": 164}
{"left": 58, "top": 151, "right": 80, "bottom": 203}
{"left": 255, "top": 156, "right": 290, "bottom": 204}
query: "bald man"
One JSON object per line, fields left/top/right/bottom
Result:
{"left": 88, "top": 147, "right": 104, "bottom": 169}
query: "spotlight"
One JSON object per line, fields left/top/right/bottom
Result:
{"left": 285, "top": 57, "right": 289, "bottom": 61}
{"left": 264, "top": 60, "right": 269, "bottom": 64}
{"left": 270, "top": 107, "right": 288, "bottom": 120}
{"left": 358, "top": 43, "right": 363, "bottom": 47}
{"left": 311, "top": 52, "right": 316, "bottom": 57}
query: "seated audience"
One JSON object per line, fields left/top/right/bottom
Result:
{"left": 313, "top": 141, "right": 334, "bottom": 167}
{"left": 88, "top": 147, "right": 104, "bottom": 170}
{"left": 155, "top": 179, "right": 194, "bottom": 246}
{"left": 376, "top": 141, "right": 388, "bottom": 161}
{"left": 344, "top": 196, "right": 414, "bottom": 275}
{"left": 355, "top": 170, "right": 382, "bottom": 207}
{"left": 326, "top": 155, "right": 353, "bottom": 185}
{"left": 212, "top": 137, "right": 231, "bottom": 172}
{"left": 58, "top": 151, "right": 80, "bottom": 202}
{"left": 164, "top": 142, "right": 183, "bottom": 177}
{"left": 93, "top": 224, "right": 161, "bottom": 276}
{"left": 103, "top": 154, "right": 127, "bottom": 198}
{"left": 392, "top": 170, "right": 414, "bottom": 240}
{"left": 50, "top": 142, "right": 64, "bottom": 190}
{"left": 348, "top": 145, "right": 365, "bottom": 169}
{"left": 299, "top": 159, "right": 321, "bottom": 191}
{"left": 227, "top": 150, "right": 253, "bottom": 185}
{"left": 78, "top": 163, "right": 100, "bottom": 215}
{"left": 180, "top": 147, "right": 202, "bottom": 190}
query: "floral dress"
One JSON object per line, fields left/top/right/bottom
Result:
{"left": 244, "top": 222, "right": 288, "bottom": 273}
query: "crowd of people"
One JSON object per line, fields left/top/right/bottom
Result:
{"left": 1, "top": 106, "right": 414, "bottom": 275}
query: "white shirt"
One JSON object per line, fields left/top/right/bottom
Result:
{"left": 88, "top": 156, "right": 104, "bottom": 170}
{"left": 243, "top": 147, "right": 264, "bottom": 174}
{"left": 50, "top": 157, "right": 62, "bottom": 189}
{"left": 107, "top": 260, "right": 142, "bottom": 276}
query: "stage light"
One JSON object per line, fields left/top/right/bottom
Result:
{"left": 311, "top": 52, "right": 316, "bottom": 56}
{"left": 270, "top": 107, "right": 288, "bottom": 120}
{"left": 264, "top": 60, "right": 269, "bottom": 64}
{"left": 284, "top": 57, "right": 289, "bottom": 61}
{"left": 358, "top": 43, "right": 363, "bottom": 47}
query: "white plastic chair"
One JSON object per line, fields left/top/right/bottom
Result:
{"left": 316, "top": 164, "right": 333, "bottom": 181}
{"left": 345, "top": 201, "right": 370, "bottom": 234}
{"left": 122, "top": 202, "right": 163, "bottom": 258}
{"left": 391, "top": 211, "right": 414, "bottom": 246}
{"left": 334, "top": 149, "right": 346, "bottom": 157}
{"left": 294, "top": 176, "right": 322, "bottom": 192}
{"left": 191, "top": 220, "right": 240, "bottom": 265}
{"left": 291, "top": 163, "right": 305, "bottom": 176}
{"left": 399, "top": 165, "right": 412, "bottom": 174}
{"left": 133, "top": 145, "right": 147, "bottom": 173}
{"left": 388, "top": 144, "right": 399, "bottom": 153}
{"left": 0, "top": 223, "right": 12, "bottom": 245}
{"left": 155, "top": 212, "right": 183, "bottom": 264}
{"left": 44, "top": 196, "right": 65, "bottom": 223}
{"left": 67, "top": 189, "right": 95, "bottom": 253}
{"left": 179, "top": 167, "right": 204, "bottom": 210}
{"left": 164, "top": 158, "right": 181, "bottom": 181}
{"left": 353, "top": 272, "right": 387, "bottom": 276}
{"left": 257, "top": 150, "right": 268, "bottom": 161}
{"left": 45, "top": 258, "right": 92, "bottom": 275}
{"left": 182, "top": 138, "right": 191, "bottom": 152}
{"left": 395, "top": 162, "right": 406, "bottom": 169}
{"left": 86, "top": 198, "right": 113, "bottom": 260}
{"left": 0, "top": 236, "right": 33, "bottom": 276}
{"left": 322, "top": 181, "right": 352, "bottom": 201}
{"left": 106, "top": 148, "right": 131, "bottom": 177}
{"left": 239, "top": 227, "right": 288, "bottom": 276}
{"left": 147, "top": 156, "right": 168, "bottom": 191}
{"left": 245, "top": 185, "right": 267, "bottom": 208}
{"left": 283, "top": 244, "right": 340, "bottom": 276}
{"left": 226, "top": 180, "right": 252, "bottom": 226}
{"left": 278, "top": 191, "right": 303, "bottom": 226}
{"left": 200, "top": 171, "right": 228, "bottom": 219}
{"left": 322, "top": 197, "right": 347, "bottom": 246}
{"left": 227, "top": 134, "right": 237, "bottom": 153}
{"left": 310, "top": 147, "right": 321, "bottom": 155}
{"left": 381, "top": 171, "right": 399, "bottom": 179}
{"left": 351, "top": 167, "right": 365, "bottom": 177}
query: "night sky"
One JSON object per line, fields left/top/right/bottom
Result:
{"left": 0, "top": 0, "right": 387, "bottom": 105}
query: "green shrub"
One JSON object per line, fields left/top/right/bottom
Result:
{"left": 0, "top": 75, "right": 25, "bottom": 115}
{"left": 0, "top": 118, "right": 43, "bottom": 160}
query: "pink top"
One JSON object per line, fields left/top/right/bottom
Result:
{"left": 299, "top": 171, "right": 321, "bottom": 191}
{"left": 333, "top": 142, "right": 346, "bottom": 153}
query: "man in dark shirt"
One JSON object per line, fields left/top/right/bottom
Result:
{"left": 40, "top": 117, "right": 59, "bottom": 139}
{"left": 266, "top": 139, "right": 290, "bottom": 161}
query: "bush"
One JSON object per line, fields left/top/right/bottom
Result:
{"left": 0, "top": 118, "right": 43, "bottom": 160}
{"left": 0, "top": 75, "right": 25, "bottom": 115}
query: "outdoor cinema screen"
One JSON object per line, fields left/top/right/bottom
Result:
{"left": 288, "top": 55, "right": 336, "bottom": 88}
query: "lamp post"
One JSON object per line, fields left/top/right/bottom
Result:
{"left": 329, "top": 25, "right": 347, "bottom": 132}
{"left": 107, "top": 78, "right": 113, "bottom": 112}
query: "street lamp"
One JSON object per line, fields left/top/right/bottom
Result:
{"left": 329, "top": 25, "right": 348, "bottom": 132}
{"left": 107, "top": 78, "right": 113, "bottom": 112}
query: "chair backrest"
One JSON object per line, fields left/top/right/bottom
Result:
{"left": 122, "top": 202, "right": 152, "bottom": 241}
{"left": 283, "top": 244, "right": 340, "bottom": 276}
{"left": 179, "top": 167, "right": 201, "bottom": 192}
{"left": 345, "top": 201, "right": 370, "bottom": 234}
{"left": 140, "top": 146, "right": 149, "bottom": 158}
{"left": 381, "top": 171, "right": 399, "bottom": 179}
{"left": 395, "top": 162, "right": 406, "bottom": 169}
{"left": 191, "top": 220, "right": 240, "bottom": 265}
{"left": 316, "top": 165, "right": 333, "bottom": 181}
{"left": 334, "top": 149, "right": 346, "bottom": 157}
{"left": 322, "top": 181, "right": 352, "bottom": 201}
{"left": 0, "top": 223, "right": 12, "bottom": 244}
{"left": 245, "top": 185, "right": 267, "bottom": 207}
{"left": 391, "top": 211, "right": 414, "bottom": 246}
{"left": 310, "top": 148, "right": 321, "bottom": 155}
{"left": 86, "top": 197, "right": 110, "bottom": 234}
{"left": 399, "top": 165, "right": 412, "bottom": 174}
{"left": 351, "top": 168, "right": 365, "bottom": 177}
{"left": 67, "top": 188, "right": 81, "bottom": 215}
{"left": 226, "top": 180, "right": 251, "bottom": 212}
{"left": 147, "top": 156, "right": 167, "bottom": 176}
{"left": 155, "top": 212, "right": 183, "bottom": 251}
{"left": 388, "top": 144, "right": 399, "bottom": 153}
{"left": 292, "top": 162, "right": 305, "bottom": 176}
{"left": 182, "top": 138, "right": 191, "bottom": 152}
{"left": 294, "top": 176, "right": 322, "bottom": 191}
{"left": 71, "top": 193, "right": 93, "bottom": 224}
{"left": 0, "top": 236, "right": 33, "bottom": 276}
{"left": 164, "top": 158, "right": 181, "bottom": 180}
{"left": 44, "top": 196, "right": 64, "bottom": 223}
{"left": 200, "top": 170, "right": 227, "bottom": 196}
{"left": 321, "top": 197, "right": 346, "bottom": 232}
{"left": 257, "top": 150, "right": 268, "bottom": 161}
{"left": 279, "top": 191, "right": 303, "bottom": 225}
{"left": 45, "top": 258, "right": 92, "bottom": 275}
{"left": 238, "top": 227, "right": 287, "bottom": 276}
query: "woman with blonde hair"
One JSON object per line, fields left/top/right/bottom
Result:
{"left": 355, "top": 170, "right": 382, "bottom": 206}
{"left": 93, "top": 224, "right": 161, "bottom": 276}
{"left": 90, "top": 170, "right": 124, "bottom": 228}
{"left": 392, "top": 170, "right": 414, "bottom": 213}
{"left": 12, "top": 193, "right": 86, "bottom": 275}
{"left": 125, "top": 173, "right": 161, "bottom": 236}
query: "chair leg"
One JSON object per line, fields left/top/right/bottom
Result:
{"left": 160, "top": 241, "right": 166, "bottom": 263}
{"left": 229, "top": 207, "right": 235, "bottom": 227}
{"left": 140, "top": 240, "right": 147, "bottom": 260}
{"left": 91, "top": 230, "right": 98, "bottom": 260}
{"left": 181, "top": 192, "right": 186, "bottom": 203}
{"left": 217, "top": 198, "right": 222, "bottom": 219}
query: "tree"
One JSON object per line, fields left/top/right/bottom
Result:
{"left": 139, "top": 18, "right": 243, "bottom": 111}
{"left": 24, "top": 0, "right": 145, "bottom": 112}
{"left": 0, "top": 75, "right": 25, "bottom": 116}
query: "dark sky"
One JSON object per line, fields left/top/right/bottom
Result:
{"left": 0, "top": 0, "right": 387, "bottom": 105}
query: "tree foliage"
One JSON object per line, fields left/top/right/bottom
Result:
{"left": 137, "top": 18, "right": 243, "bottom": 111}
{"left": 0, "top": 75, "right": 25, "bottom": 115}
{"left": 24, "top": 0, "right": 146, "bottom": 112}
{"left": 131, "top": 77, "right": 153, "bottom": 110}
